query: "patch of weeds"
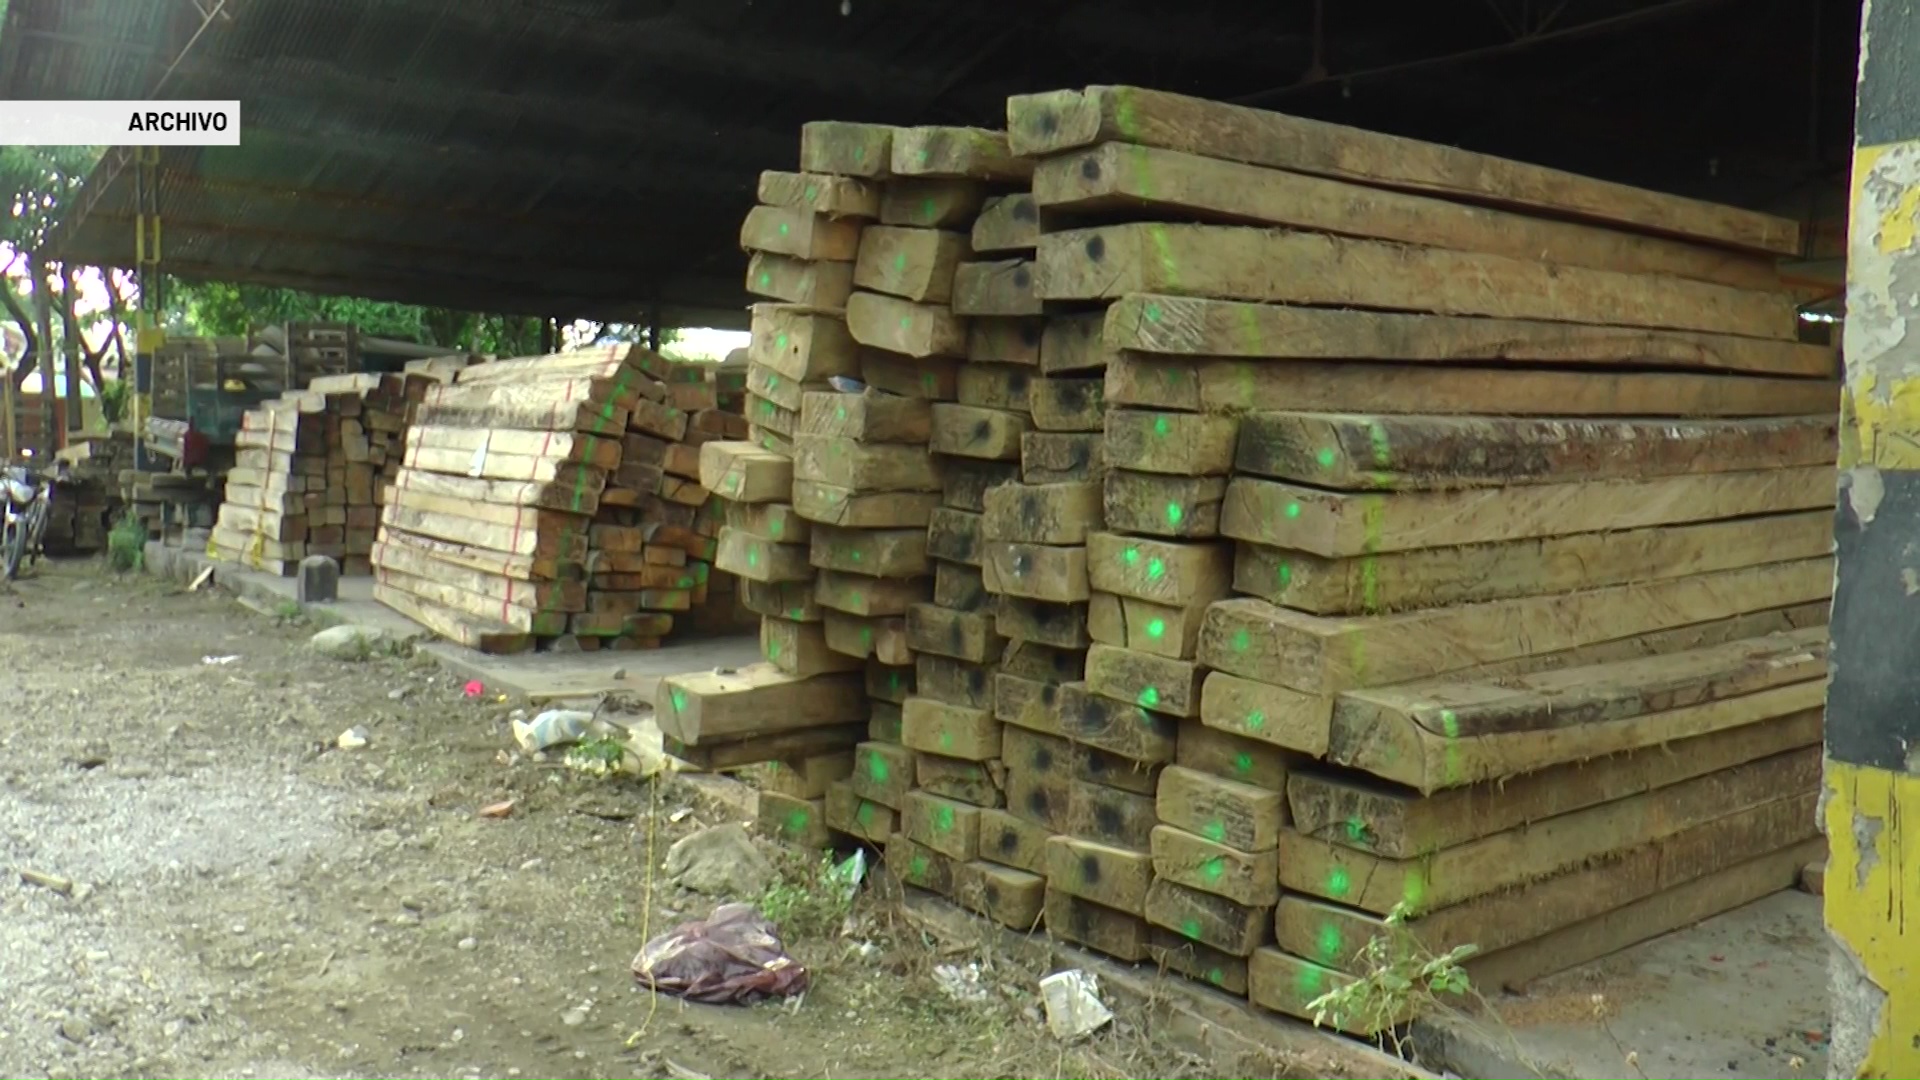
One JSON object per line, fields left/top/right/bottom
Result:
{"left": 564, "top": 736, "right": 627, "bottom": 775}
{"left": 106, "top": 516, "right": 147, "bottom": 573}
{"left": 273, "top": 600, "right": 306, "bottom": 624}
{"left": 1308, "top": 900, "right": 1477, "bottom": 1056}
{"left": 761, "top": 848, "right": 859, "bottom": 940}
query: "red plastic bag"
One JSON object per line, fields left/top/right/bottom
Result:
{"left": 631, "top": 903, "right": 809, "bottom": 1004}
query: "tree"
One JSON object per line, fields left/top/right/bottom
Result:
{"left": 0, "top": 144, "right": 106, "bottom": 390}
{"left": 164, "top": 279, "right": 567, "bottom": 358}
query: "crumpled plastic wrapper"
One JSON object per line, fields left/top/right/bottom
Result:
{"left": 631, "top": 903, "right": 809, "bottom": 1004}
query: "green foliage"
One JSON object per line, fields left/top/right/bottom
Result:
{"left": 105, "top": 515, "right": 145, "bottom": 573}
{"left": 0, "top": 145, "right": 102, "bottom": 252}
{"left": 564, "top": 735, "right": 628, "bottom": 775}
{"left": 164, "top": 280, "right": 427, "bottom": 340}
{"left": 1307, "top": 901, "right": 1478, "bottom": 1050}
{"left": 760, "top": 849, "right": 860, "bottom": 940}
{"left": 97, "top": 378, "right": 128, "bottom": 423}
{"left": 164, "top": 279, "right": 563, "bottom": 357}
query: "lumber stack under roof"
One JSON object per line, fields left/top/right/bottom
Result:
{"left": 679, "top": 123, "right": 1042, "bottom": 852}
{"left": 207, "top": 364, "right": 469, "bottom": 576}
{"left": 367, "top": 344, "right": 744, "bottom": 654}
{"left": 984, "top": 83, "right": 1837, "bottom": 1022}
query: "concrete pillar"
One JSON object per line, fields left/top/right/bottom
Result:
{"left": 297, "top": 555, "right": 339, "bottom": 604}
{"left": 1827, "top": 2, "right": 1920, "bottom": 1074}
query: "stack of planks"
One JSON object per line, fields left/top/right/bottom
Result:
{"left": 49, "top": 433, "right": 131, "bottom": 554}
{"left": 280, "top": 321, "right": 359, "bottom": 387}
{"left": 666, "top": 125, "right": 966, "bottom": 843}
{"left": 780, "top": 124, "right": 1039, "bottom": 906}
{"left": 121, "top": 466, "right": 220, "bottom": 544}
{"left": 985, "top": 85, "right": 1840, "bottom": 1020}
{"left": 207, "top": 385, "right": 356, "bottom": 574}
{"left": 207, "top": 367, "right": 462, "bottom": 576}
{"left": 371, "top": 344, "right": 740, "bottom": 653}
{"left": 697, "top": 127, "right": 894, "bottom": 841}
{"left": 304, "top": 372, "right": 429, "bottom": 574}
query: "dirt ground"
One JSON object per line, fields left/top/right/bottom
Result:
{"left": 0, "top": 558, "right": 1348, "bottom": 1080}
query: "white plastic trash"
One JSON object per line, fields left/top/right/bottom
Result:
{"left": 1038, "top": 969, "right": 1112, "bottom": 1040}
{"left": 513, "top": 709, "right": 597, "bottom": 752}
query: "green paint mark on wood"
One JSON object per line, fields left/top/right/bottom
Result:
{"left": 1316, "top": 922, "right": 1343, "bottom": 962}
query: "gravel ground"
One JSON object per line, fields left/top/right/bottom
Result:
{"left": 0, "top": 558, "right": 1334, "bottom": 1080}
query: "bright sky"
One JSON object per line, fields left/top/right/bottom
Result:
{"left": 668, "top": 326, "right": 750, "bottom": 361}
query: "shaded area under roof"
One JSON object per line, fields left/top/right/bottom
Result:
{"left": 2, "top": 0, "right": 1860, "bottom": 326}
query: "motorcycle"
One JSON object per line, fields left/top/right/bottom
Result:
{"left": 2, "top": 463, "right": 51, "bottom": 581}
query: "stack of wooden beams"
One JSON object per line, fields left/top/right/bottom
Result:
{"left": 120, "top": 467, "right": 220, "bottom": 544}
{"left": 787, "top": 126, "right": 1032, "bottom": 904}
{"left": 685, "top": 131, "right": 889, "bottom": 843}
{"left": 48, "top": 434, "right": 130, "bottom": 554}
{"left": 283, "top": 321, "right": 358, "bottom": 386}
{"left": 302, "top": 373, "right": 419, "bottom": 574}
{"left": 933, "top": 85, "right": 1834, "bottom": 1016}
{"left": 371, "top": 345, "right": 739, "bottom": 653}
{"left": 207, "top": 389, "right": 342, "bottom": 574}
{"left": 206, "top": 368, "right": 460, "bottom": 577}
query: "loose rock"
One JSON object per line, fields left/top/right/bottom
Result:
{"left": 307, "top": 625, "right": 390, "bottom": 662}
{"left": 662, "top": 824, "right": 774, "bottom": 899}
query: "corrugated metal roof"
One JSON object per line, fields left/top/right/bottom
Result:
{"left": 1, "top": 0, "right": 1857, "bottom": 323}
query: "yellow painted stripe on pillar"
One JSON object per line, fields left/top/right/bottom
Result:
{"left": 1824, "top": 759, "right": 1920, "bottom": 1078}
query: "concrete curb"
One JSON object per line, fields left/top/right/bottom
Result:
{"left": 144, "top": 541, "right": 520, "bottom": 693}
{"left": 140, "top": 542, "right": 759, "bottom": 704}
